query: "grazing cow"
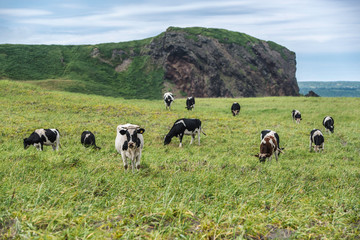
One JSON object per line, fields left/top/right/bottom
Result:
{"left": 115, "top": 124, "right": 145, "bottom": 171}
{"left": 292, "top": 109, "right": 302, "bottom": 124}
{"left": 186, "top": 96, "right": 195, "bottom": 110}
{"left": 323, "top": 116, "right": 334, "bottom": 133}
{"left": 310, "top": 129, "right": 324, "bottom": 152}
{"left": 23, "top": 129, "right": 60, "bottom": 151}
{"left": 255, "top": 130, "right": 283, "bottom": 162}
{"left": 81, "top": 131, "right": 101, "bottom": 150}
{"left": 164, "top": 118, "right": 206, "bottom": 147}
{"left": 163, "top": 92, "right": 174, "bottom": 110}
{"left": 231, "top": 102, "right": 241, "bottom": 116}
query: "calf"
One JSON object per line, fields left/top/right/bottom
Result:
{"left": 231, "top": 102, "right": 241, "bottom": 116}
{"left": 81, "top": 131, "right": 101, "bottom": 150}
{"left": 163, "top": 92, "right": 174, "bottom": 110}
{"left": 292, "top": 109, "right": 302, "bottom": 124}
{"left": 115, "top": 124, "right": 145, "bottom": 171}
{"left": 310, "top": 129, "right": 324, "bottom": 152}
{"left": 255, "top": 130, "right": 283, "bottom": 162}
{"left": 23, "top": 129, "right": 60, "bottom": 151}
{"left": 164, "top": 118, "right": 206, "bottom": 147}
{"left": 186, "top": 96, "right": 195, "bottom": 110}
{"left": 323, "top": 116, "right": 334, "bottom": 133}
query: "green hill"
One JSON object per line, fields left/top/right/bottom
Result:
{"left": 1, "top": 80, "right": 359, "bottom": 238}
{"left": 0, "top": 39, "right": 163, "bottom": 99}
{"left": 0, "top": 27, "right": 299, "bottom": 99}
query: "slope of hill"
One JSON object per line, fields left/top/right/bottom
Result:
{"left": 298, "top": 81, "right": 360, "bottom": 97}
{"left": 1, "top": 80, "right": 359, "bottom": 238}
{"left": 0, "top": 27, "right": 299, "bottom": 99}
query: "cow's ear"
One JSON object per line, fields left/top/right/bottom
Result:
{"left": 254, "top": 154, "right": 259, "bottom": 158}
{"left": 119, "top": 129, "right": 127, "bottom": 135}
{"left": 137, "top": 128, "right": 145, "bottom": 134}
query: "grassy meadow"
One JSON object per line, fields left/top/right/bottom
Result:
{"left": 0, "top": 80, "right": 359, "bottom": 239}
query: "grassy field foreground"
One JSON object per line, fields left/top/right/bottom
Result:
{"left": 0, "top": 80, "right": 359, "bottom": 239}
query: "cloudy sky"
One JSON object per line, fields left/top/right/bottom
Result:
{"left": 1, "top": 0, "right": 359, "bottom": 82}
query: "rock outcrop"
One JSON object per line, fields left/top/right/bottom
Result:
{"left": 145, "top": 27, "right": 299, "bottom": 97}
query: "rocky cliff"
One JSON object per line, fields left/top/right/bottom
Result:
{"left": 145, "top": 27, "right": 299, "bottom": 97}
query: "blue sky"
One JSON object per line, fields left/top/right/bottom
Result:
{"left": 1, "top": 0, "right": 359, "bottom": 82}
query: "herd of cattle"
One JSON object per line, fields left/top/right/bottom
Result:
{"left": 22, "top": 92, "right": 335, "bottom": 171}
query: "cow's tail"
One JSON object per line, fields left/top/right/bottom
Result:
{"left": 201, "top": 128, "right": 207, "bottom": 136}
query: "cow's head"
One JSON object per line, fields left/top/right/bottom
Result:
{"left": 23, "top": 138, "right": 31, "bottom": 149}
{"left": 119, "top": 127, "right": 145, "bottom": 150}
{"left": 296, "top": 118, "right": 302, "bottom": 124}
{"left": 329, "top": 125, "right": 334, "bottom": 133}
{"left": 164, "top": 135, "right": 172, "bottom": 145}
{"left": 165, "top": 97, "right": 173, "bottom": 106}
{"left": 254, "top": 153, "right": 270, "bottom": 162}
{"left": 232, "top": 110, "right": 239, "bottom": 116}
{"left": 313, "top": 144, "right": 323, "bottom": 152}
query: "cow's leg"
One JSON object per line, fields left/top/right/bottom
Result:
{"left": 309, "top": 139, "right": 312, "bottom": 152}
{"left": 131, "top": 158, "right": 135, "bottom": 172}
{"left": 121, "top": 154, "right": 128, "bottom": 170}
{"left": 35, "top": 143, "right": 41, "bottom": 151}
{"left": 52, "top": 144, "right": 56, "bottom": 151}
{"left": 268, "top": 156, "right": 272, "bottom": 162}
{"left": 179, "top": 134, "right": 183, "bottom": 147}
{"left": 275, "top": 151, "right": 278, "bottom": 161}
{"left": 198, "top": 131, "right": 201, "bottom": 145}
{"left": 55, "top": 137, "right": 60, "bottom": 151}
{"left": 322, "top": 143, "right": 325, "bottom": 151}
{"left": 136, "top": 152, "right": 141, "bottom": 171}
{"left": 190, "top": 134, "right": 194, "bottom": 145}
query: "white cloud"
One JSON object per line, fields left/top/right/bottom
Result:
{"left": 0, "top": 8, "right": 52, "bottom": 17}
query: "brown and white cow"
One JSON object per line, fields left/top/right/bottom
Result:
{"left": 115, "top": 123, "right": 145, "bottom": 171}
{"left": 255, "top": 130, "right": 283, "bottom": 162}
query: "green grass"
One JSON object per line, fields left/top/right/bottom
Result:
{"left": 167, "top": 26, "right": 261, "bottom": 46}
{"left": 1, "top": 80, "right": 359, "bottom": 239}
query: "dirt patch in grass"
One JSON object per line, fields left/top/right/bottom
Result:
{"left": 266, "top": 225, "right": 294, "bottom": 239}
{"left": 0, "top": 218, "right": 16, "bottom": 239}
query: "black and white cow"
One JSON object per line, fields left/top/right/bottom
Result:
{"left": 163, "top": 92, "right": 174, "bottom": 110}
{"left": 186, "top": 96, "right": 195, "bottom": 110}
{"left": 231, "top": 102, "right": 241, "bottom": 116}
{"left": 292, "top": 109, "right": 302, "bottom": 124}
{"left": 23, "top": 129, "right": 60, "bottom": 151}
{"left": 164, "top": 118, "right": 206, "bottom": 147}
{"left": 81, "top": 131, "right": 101, "bottom": 150}
{"left": 115, "top": 124, "right": 145, "bottom": 171}
{"left": 255, "top": 130, "right": 283, "bottom": 162}
{"left": 323, "top": 116, "right": 334, "bottom": 133}
{"left": 309, "top": 129, "right": 324, "bottom": 152}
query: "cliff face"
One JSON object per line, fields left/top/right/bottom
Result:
{"left": 146, "top": 27, "right": 299, "bottom": 97}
